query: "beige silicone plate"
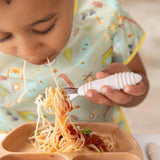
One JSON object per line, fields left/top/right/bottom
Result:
{"left": 0, "top": 122, "right": 143, "bottom": 160}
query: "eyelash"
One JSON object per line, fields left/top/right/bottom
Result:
{"left": 32, "top": 23, "right": 56, "bottom": 35}
{"left": 0, "top": 34, "right": 13, "bottom": 42}
{"left": 0, "top": 23, "right": 56, "bottom": 43}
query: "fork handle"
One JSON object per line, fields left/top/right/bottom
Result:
{"left": 78, "top": 72, "right": 142, "bottom": 96}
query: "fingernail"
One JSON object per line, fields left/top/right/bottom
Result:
{"left": 86, "top": 91, "right": 93, "bottom": 98}
{"left": 101, "top": 87, "right": 109, "bottom": 94}
{"left": 124, "top": 87, "right": 130, "bottom": 92}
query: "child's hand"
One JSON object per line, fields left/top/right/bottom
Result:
{"left": 85, "top": 62, "right": 146, "bottom": 106}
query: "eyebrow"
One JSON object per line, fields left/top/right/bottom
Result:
{"left": 30, "top": 12, "right": 57, "bottom": 26}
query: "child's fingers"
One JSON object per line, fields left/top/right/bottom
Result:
{"left": 86, "top": 89, "right": 116, "bottom": 106}
{"left": 123, "top": 82, "right": 146, "bottom": 96}
{"left": 101, "top": 86, "right": 133, "bottom": 105}
{"left": 96, "top": 71, "right": 110, "bottom": 79}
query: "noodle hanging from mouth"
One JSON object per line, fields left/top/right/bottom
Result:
{"left": 29, "top": 58, "right": 115, "bottom": 153}
{"left": 17, "top": 60, "right": 27, "bottom": 103}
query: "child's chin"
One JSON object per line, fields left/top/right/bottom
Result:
{"left": 28, "top": 60, "right": 46, "bottom": 65}
{"left": 27, "top": 57, "right": 56, "bottom": 65}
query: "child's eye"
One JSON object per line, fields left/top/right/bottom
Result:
{"left": 32, "top": 23, "right": 56, "bottom": 35}
{"left": 0, "top": 34, "right": 13, "bottom": 42}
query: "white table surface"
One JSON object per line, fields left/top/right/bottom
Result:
{"left": 0, "top": 134, "right": 6, "bottom": 142}
{"left": 0, "top": 134, "right": 160, "bottom": 160}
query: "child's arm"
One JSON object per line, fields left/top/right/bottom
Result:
{"left": 85, "top": 53, "right": 149, "bottom": 107}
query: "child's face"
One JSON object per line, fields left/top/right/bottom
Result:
{"left": 0, "top": 0, "right": 74, "bottom": 65}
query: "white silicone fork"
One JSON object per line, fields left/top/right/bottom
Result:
{"left": 65, "top": 72, "right": 142, "bottom": 100}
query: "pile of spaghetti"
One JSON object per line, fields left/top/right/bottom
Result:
{"left": 29, "top": 86, "right": 115, "bottom": 153}
{"left": 29, "top": 60, "right": 115, "bottom": 153}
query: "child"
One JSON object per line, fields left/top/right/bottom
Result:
{"left": 0, "top": 0, "right": 149, "bottom": 133}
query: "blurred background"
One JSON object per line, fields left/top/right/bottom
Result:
{"left": 119, "top": 0, "right": 160, "bottom": 134}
